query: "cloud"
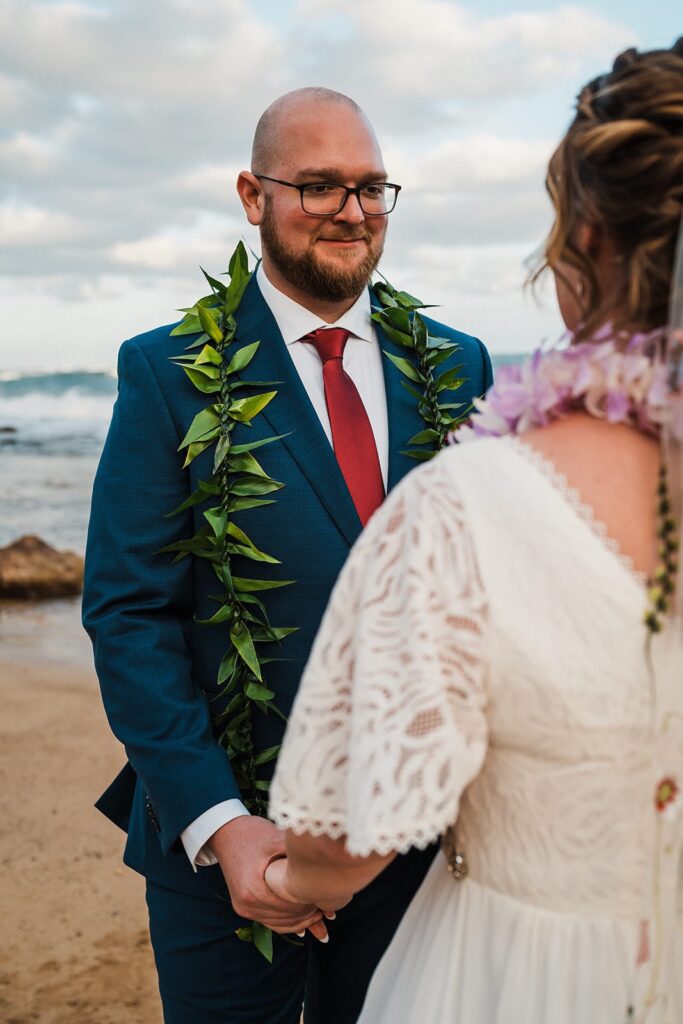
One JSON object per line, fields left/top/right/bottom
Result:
{"left": 379, "top": 240, "right": 564, "bottom": 355}
{"left": 0, "top": 0, "right": 293, "bottom": 281}
{"left": 377, "top": 135, "right": 556, "bottom": 253}
{"left": 0, "top": 0, "right": 640, "bottom": 367}
{"left": 395, "top": 136, "right": 553, "bottom": 189}
{"left": 109, "top": 213, "right": 245, "bottom": 271}
{"left": 0, "top": 0, "right": 287, "bottom": 195}
{"left": 0, "top": 72, "right": 39, "bottom": 127}
{"left": 0, "top": 1, "right": 283, "bottom": 105}
{"left": 173, "top": 163, "right": 246, "bottom": 208}
{"left": 0, "top": 119, "right": 81, "bottom": 181}
{"left": 0, "top": 272, "right": 194, "bottom": 370}
{"left": 292, "top": 1, "right": 636, "bottom": 124}
{"left": 0, "top": 202, "right": 82, "bottom": 246}
{"left": 404, "top": 242, "right": 533, "bottom": 296}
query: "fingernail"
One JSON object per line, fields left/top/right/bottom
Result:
{"left": 324, "top": 912, "right": 336, "bottom": 921}
{"left": 296, "top": 932, "right": 305, "bottom": 938}
{"left": 318, "top": 934, "right": 329, "bottom": 943}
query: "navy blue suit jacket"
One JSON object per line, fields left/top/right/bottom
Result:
{"left": 83, "top": 275, "right": 492, "bottom": 906}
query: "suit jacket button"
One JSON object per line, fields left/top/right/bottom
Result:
{"left": 145, "top": 795, "right": 161, "bottom": 832}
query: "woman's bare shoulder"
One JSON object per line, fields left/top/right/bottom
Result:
{"left": 522, "top": 413, "right": 659, "bottom": 577}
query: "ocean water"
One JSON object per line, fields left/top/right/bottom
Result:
{"left": 0, "top": 356, "right": 523, "bottom": 555}
{"left": 0, "top": 371, "right": 116, "bottom": 554}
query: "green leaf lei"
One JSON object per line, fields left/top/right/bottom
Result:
{"left": 163, "top": 243, "right": 470, "bottom": 958}
{"left": 371, "top": 277, "right": 472, "bottom": 455}
{"left": 161, "top": 243, "right": 294, "bottom": 832}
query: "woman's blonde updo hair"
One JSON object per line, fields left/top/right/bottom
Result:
{"left": 532, "top": 39, "right": 683, "bottom": 339}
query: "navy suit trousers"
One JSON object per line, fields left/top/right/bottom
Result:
{"left": 146, "top": 845, "right": 437, "bottom": 1024}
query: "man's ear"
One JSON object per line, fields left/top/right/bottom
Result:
{"left": 236, "top": 171, "right": 265, "bottom": 226}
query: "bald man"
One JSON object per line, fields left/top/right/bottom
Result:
{"left": 84, "top": 88, "right": 493, "bottom": 1023}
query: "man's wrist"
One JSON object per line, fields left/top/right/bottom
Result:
{"left": 207, "top": 811, "right": 252, "bottom": 859}
{"left": 180, "top": 799, "right": 250, "bottom": 870}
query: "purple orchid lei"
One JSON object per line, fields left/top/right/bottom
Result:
{"left": 455, "top": 323, "right": 683, "bottom": 443}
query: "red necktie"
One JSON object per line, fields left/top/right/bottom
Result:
{"left": 303, "top": 327, "right": 385, "bottom": 526}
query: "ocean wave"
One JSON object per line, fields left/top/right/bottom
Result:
{"left": 0, "top": 370, "right": 116, "bottom": 397}
{"left": 0, "top": 376, "right": 115, "bottom": 455}
{"left": 0, "top": 389, "right": 115, "bottom": 423}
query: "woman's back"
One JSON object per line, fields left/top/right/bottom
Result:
{"left": 271, "top": 431, "right": 683, "bottom": 1022}
{"left": 524, "top": 413, "right": 660, "bottom": 578}
{"left": 444, "top": 432, "right": 661, "bottom": 917}
{"left": 365, "top": 434, "right": 683, "bottom": 1022}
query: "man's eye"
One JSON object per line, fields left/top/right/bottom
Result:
{"left": 361, "top": 184, "right": 385, "bottom": 197}
{"left": 305, "top": 184, "right": 336, "bottom": 195}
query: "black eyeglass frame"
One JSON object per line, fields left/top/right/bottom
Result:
{"left": 253, "top": 174, "right": 402, "bottom": 216}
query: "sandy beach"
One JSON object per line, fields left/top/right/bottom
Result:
{"left": 0, "top": 597, "right": 160, "bottom": 1024}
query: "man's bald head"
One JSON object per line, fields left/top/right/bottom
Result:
{"left": 251, "top": 88, "right": 368, "bottom": 174}
{"left": 238, "top": 87, "right": 388, "bottom": 309}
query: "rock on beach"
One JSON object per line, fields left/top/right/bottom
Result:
{"left": 0, "top": 535, "right": 84, "bottom": 598}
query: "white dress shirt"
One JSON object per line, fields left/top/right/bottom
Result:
{"left": 181, "top": 264, "right": 389, "bottom": 868}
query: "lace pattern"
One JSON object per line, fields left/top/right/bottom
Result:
{"left": 269, "top": 456, "right": 489, "bottom": 857}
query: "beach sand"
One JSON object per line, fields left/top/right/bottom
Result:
{"left": 0, "top": 598, "right": 160, "bottom": 1024}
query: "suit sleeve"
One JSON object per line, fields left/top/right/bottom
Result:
{"left": 478, "top": 338, "right": 494, "bottom": 393}
{"left": 82, "top": 338, "right": 241, "bottom": 855}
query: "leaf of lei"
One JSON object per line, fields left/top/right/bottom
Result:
{"left": 371, "top": 276, "right": 472, "bottom": 455}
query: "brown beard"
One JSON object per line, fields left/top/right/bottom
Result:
{"left": 260, "top": 205, "right": 384, "bottom": 302}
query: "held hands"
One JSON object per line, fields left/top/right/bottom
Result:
{"left": 209, "top": 816, "right": 332, "bottom": 943}
{"left": 263, "top": 856, "right": 340, "bottom": 943}
{"left": 264, "top": 856, "right": 351, "bottom": 916}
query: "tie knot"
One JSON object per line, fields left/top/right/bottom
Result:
{"left": 303, "top": 327, "right": 350, "bottom": 364}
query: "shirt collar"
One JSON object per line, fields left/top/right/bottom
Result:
{"left": 256, "top": 264, "right": 374, "bottom": 347}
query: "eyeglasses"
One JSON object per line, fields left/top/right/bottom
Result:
{"left": 254, "top": 175, "right": 401, "bottom": 216}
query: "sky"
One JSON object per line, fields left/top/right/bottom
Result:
{"left": 0, "top": 0, "right": 679, "bottom": 371}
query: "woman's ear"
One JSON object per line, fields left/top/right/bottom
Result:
{"left": 576, "top": 220, "right": 600, "bottom": 256}
{"left": 577, "top": 220, "right": 620, "bottom": 281}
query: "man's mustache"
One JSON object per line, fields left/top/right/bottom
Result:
{"left": 315, "top": 229, "right": 372, "bottom": 243}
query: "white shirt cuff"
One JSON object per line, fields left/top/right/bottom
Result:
{"left": 180, "top": 799, "right": 250, "bottom": 870}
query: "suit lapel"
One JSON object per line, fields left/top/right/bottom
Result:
{"left": 234, "top": 277, "right": 362, "bottom": 547}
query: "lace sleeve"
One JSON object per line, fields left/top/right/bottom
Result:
{"left": 269, "top": 453, "right": 489, "bottom": 857}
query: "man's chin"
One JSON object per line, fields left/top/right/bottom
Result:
{"left": 262, "top": 229, "right": 381, "bottom": 301}
{"left": 310, "top": 257, "right": 375, "bottom": 298}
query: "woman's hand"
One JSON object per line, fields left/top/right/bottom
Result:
{"left": 264, "top": 856, "right": 350, "bottom": 942}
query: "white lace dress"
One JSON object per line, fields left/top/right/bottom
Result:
{"left": 269, "top": 437, "right": 683, "bottom": 1024}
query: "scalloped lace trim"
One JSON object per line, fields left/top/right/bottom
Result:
{"left": 504, "top": 436, "right": 648, "bottom": 589}
{"left": 269, "top": 808, "right": 452, "bottom": 858}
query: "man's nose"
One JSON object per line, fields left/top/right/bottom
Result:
{"left": 333, "top": 191, "right": 365, "bottom": 225}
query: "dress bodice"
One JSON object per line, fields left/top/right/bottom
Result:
{"left": 270, "top": 434, "right": 683, "bottom": 1020}
{"left": 455, "top": 437, "right": 661, "bottom": 919}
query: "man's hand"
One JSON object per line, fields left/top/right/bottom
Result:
{"left": 209, "top": 816, "right": 328, "bottom": 939}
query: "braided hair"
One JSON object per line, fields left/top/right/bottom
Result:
{"left": 531, "top": 39, "right": 683, "bottom": 340}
